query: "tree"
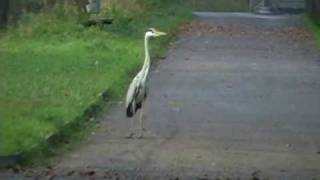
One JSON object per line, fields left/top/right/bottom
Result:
{"left": 0, "top": 0, "right": 9, "bottom": 26}
{"left": 306, "top": 0, "right": 320, "bottom": 21}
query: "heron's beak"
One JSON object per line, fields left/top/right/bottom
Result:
{"left": 156, "top": 31, "right": 167, "bottom": 36}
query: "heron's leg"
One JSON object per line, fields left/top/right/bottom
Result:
{"left": 137, "top": 105, "right": 145, "bottom": 139}
{"left": 125, "top": 117, "right": 135, "bottom": 139}
{"left": 137, "top": 105, "right": 157, "bottom": 139}
{"left": 125, "top": 105, "right": 136, "bottom": 139}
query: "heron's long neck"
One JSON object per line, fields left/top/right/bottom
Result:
{"left": 141, "top": 35, "right": 150, "bottom": 79}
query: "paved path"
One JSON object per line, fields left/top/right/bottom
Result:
{"left": 4, "top": 13, "right": 320, "bottom": 179}
{"left": 193, "top": 12, "right": 304, "bottom": 28}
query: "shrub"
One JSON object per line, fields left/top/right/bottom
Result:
{"left": 306, "top": 0, "right": 320, "bottom": 22}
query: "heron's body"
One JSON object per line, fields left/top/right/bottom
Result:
{"left": 125, "top": 71, "right": 148, "bottom": 117}
{"left": 125, "top": 28, "right": 166, "bottom": 138}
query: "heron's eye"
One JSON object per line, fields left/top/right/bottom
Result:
{"left": 149, "top": 28, "right": 156, "bottom": 33}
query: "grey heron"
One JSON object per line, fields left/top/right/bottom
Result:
{"left": 125, "top": 28, "right": 167, "bottom": 139}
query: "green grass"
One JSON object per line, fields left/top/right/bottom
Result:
{"left": 0, "top": 3, "right": 191, "bottom": 157}
{"left": 305, "top": 16, "right": 320, "bottom": 47}
{"left": 188, "top": 0, "right": 249, "bottom": 12}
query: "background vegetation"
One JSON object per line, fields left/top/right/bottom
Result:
{"left": 306, "top": 17, "right": 320, "bottom": 48}
{"left": 306, "top": 0, "right": 320, "bottom": 22}
{"left": 305, "top": 0, "right": 320, "bottom": 47}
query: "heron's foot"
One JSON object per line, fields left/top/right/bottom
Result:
{"left": 139, "top": 128, "right": 157, "bottom": 138}
{"left": 125, "top": 132, "right": 135, "bottom": 139}
{"left": 136, "top": 133, "right": 144, "bottom": 139}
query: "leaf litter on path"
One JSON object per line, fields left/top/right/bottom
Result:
{"left": 178, "top": 21, "right": 312, "bottom": 42}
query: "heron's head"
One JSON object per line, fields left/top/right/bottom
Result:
{"left": 145, "top": 28, "right": 167, "bottom": 38}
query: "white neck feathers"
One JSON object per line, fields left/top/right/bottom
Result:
{"left": 141, "top": 34, "right": 150, "bottom": 79}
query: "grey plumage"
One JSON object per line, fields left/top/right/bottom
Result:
{"left": 125, "top": 28, "right": 166, "bottom": 138}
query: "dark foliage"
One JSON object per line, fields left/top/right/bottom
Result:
{"left": 306, "top": 0, "right": 320, "bottom": 22}
{"left": 0, "top": 0, "right": 9, "bottom": 26}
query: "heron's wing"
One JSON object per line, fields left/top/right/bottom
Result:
{"left": 125, "top": 77, "right": 140, "bottom": 108}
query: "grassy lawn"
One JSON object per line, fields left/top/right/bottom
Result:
{"left": 189, "top": 0, "right": 249, "bottom": 12}
{"left": 0, "top": 2, "right": 191, "bottom": 156}
{"left": 305, "top": 16, "right": 320, "bottom": 47}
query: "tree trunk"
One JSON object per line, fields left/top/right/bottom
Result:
{"left": 0, "top": 0, "right": 9, "bottom": 26}
{"left": 306, "top": 0, "right": 320, "bottom": 21}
